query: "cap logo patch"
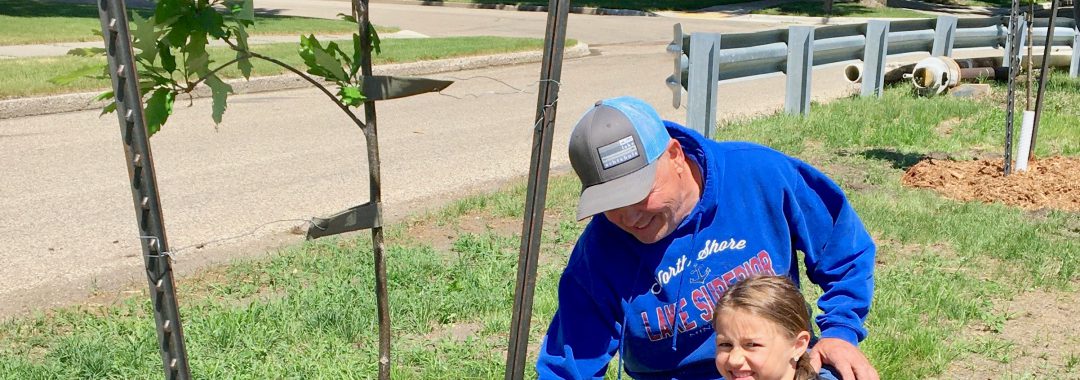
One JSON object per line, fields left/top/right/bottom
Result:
{"left": 598, "top": 135, "right": 639, "bottom": 170}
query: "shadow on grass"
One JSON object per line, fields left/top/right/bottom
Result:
{"left": 860, "top": 148, "right": 926, "bottom": 170}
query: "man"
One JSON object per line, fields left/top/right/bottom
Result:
{"left": 536, "top": 97, "right": 878, "bottom": 380}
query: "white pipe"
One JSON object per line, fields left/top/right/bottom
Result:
{"left": 1016, "top": 111, "right": 1035, "bottom": 172}
{"left": 844, "top": 63, "right": 862, "bottom": 83}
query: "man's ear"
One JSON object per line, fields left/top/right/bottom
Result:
{"left": 666, "top": 139, "right": 684, "bottom": 162}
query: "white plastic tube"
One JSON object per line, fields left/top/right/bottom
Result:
{"left": 1016, "top": 111, "right": 1035, "bottom": 172}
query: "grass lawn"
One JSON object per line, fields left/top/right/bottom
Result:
{"left": 0, "top": 75, "right": 1077, "bottom": 378}
{"left": 0, "top": 36, "right": 568, "bottom": 99}
{"left": 0, "top": 0, "right": 396, "bottom": 46}
{"left": 751, "top": 1, "right": 930, "bottom": 18}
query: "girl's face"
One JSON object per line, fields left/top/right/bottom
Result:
{"left": 713, "top": 308, "right": 811, "bottom": 380}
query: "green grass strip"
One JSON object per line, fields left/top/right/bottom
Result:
{"left": 750, "top": 1, "right": 929, "bottom": 18}
{"left": 0, "top": 36, "right": 565, "bottom": 99}
{"left": 0, "top": 0, "right": 396, "bottom": 46}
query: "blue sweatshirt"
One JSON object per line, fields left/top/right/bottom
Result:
{"left": 536, "top": 122, "right": 875, "bottom": 379}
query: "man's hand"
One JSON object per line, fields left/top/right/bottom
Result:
{"left": 808, "top": 338, "right": 879, "bottom": 380}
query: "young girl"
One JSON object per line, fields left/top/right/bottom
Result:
{"left": 713, "top": 275, "right": 817, "bottom": 380}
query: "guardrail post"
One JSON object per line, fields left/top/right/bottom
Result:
{"left": 932, "top": 15, "right": 958, "bottom": 56}
{"left": 666, "top": 23, "right": 686, "bottom": 109}
{"left": 688, "top": 33, "right": 721, "bottom": 137}
{"left": 1019, "top": 18, "right": 1029, "bottom": 63}
{"left": 1071, "top": 28, "right": 1080, "bottom": 77}
{"left": 862, "top": 20, "right": 890, "bottom": 97}
{"left": 1004, "top": 17, "right": 1022, "bottom": 68}
{"left": 786, "top": 26, "right": 814, "bottom": 116}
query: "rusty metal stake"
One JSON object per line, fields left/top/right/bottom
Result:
{"left": 97, "top": 0, "right": 190, "bottom": 378}
{"left": 1031, "top": 0, "right": 1061, "bottom": 161}
{"left": 355, "top": 1, "right": 391, "bottom": 379}
{"left": 504, "top": 0, "right": 570, "bottom": 378}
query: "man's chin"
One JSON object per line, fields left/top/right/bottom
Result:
{"left": 630, "top": 228, "right": 670, "bottom": 244}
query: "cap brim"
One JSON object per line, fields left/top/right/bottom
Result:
{"left": 575, "top": 161, "right": 659, "bottom": 221}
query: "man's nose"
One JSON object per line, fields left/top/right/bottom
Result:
{"left": 614, "top": 205, "right": 643, "bottom": 222}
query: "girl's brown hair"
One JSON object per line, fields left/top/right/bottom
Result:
{"left": 712, "top": 275, "right": 817, "bottom": 380}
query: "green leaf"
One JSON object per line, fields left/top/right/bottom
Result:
{"left": 154, "top": 0, "right": 183, "bottom": 24}
{"left": 336, "top": 12, "right": 357, "bottom": 23}
{"left": 312, "top": 47, "right": 347, "bottom": 82}
{"left": 94, "top": 90, "right": 115, "bottom": 102}
{"left": 204, "top": 74, "right": 233, "bottom": 124}
{"left": 100, "top": 102, "right": 117, "bottom": 116}
{"left": 369, "top": 22, "right": 381, "bottom": 55}
{"left": 195, "top": 7, "right": 227, "bottom": 39}
{"left": 234, "top": 22, "right": 250, "bottom": 49}
{"left": 139, "top": 80, "right": 157, "bottom": 95}
{"left": 234, "top": 24, "right": 252, "bottom": 79}
{"left": 131, "top": 11, "right": 158, "bottom": 62}
{"left": 337, "top": 85, "right": 366, "bottom": 107}
{"left": 66, "top": 47, "right": 106, "bottom": 57}
{"left": 158, "top": 41, "right": 176, "bottom": 73}
{"left": 184, "top": 32, "right": 210, "bottom": 77}
{"left": 49, "top": 63, "right": 106, "bottom": 85}
{"left": 164, "top": 15, "right": 194, "bottom": 47}
{"left": 326, "top": 41, "right": 352, "bottom": 71}
{"left": 238, "top": 0, "right": 254, "bottom": 22}
{"left": 299, "top": 35, "right": 347, "bottom": 82}
{"left": 144, "top": 88, "right": 175, "bottom": 137}
{"left": 352, "top": 33, "right": 362, "bottom": 78}
{"left": 298, "top": 34, "right": 319, "bottom": 66}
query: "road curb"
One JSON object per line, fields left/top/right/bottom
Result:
{"left": 0, "top": 42, "right": 589, "bottom": 120}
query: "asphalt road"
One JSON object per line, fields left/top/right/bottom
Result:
{"left": 0, "top": 2, "right": 863, "bottom": 316}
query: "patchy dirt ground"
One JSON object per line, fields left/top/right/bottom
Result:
{"left": 902, "top": 156, "right": 1080, "bottom": 212}
{"left": 936, "top": 289, "right": 1080, "bottom": 379}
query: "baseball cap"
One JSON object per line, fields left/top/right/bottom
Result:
{"left": 569, "top": 96, "right": 671, "bottom": 221}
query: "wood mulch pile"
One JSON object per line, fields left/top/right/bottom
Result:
{"left": 901, "top": 156, "right": 1080, "bottom": 212}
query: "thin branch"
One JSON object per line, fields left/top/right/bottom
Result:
{"left": 185, "top": 56, "right": 244, "bottom": 92}
{"left": 222, "top": 39, "right": 367, "bottom": 130}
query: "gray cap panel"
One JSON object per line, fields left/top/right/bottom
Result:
{"left": 569, "top": 105, "right": 649, "bottom": 187}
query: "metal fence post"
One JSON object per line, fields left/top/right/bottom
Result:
{"left": 1071, "top": 28, "right": 1080, "bottom": 77}
{"left": 688, "top": 33, "right": 721, "bottom": 137}
{"left": 932, "top": 15, "right": 958, "bottom": 56}
{"left": 1018, "top": 18, "right": 1029, "bottom": 63}
{"left": 786, "top": 26, "right": 814, "bottom": 116}
{"left": 96, "top": 0, "right": 190, "bottom": 378}
{"left": 1004, "top": 17, "right": 1022, "bottom": 68}
{"left": 504, "top": 0, "right": 570, "bottom": 377}
{"left": 862, "top": 20, "right": 890, "bottom": 97}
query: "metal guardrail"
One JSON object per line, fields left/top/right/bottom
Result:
{"left": 667, "top": 16, "right": 1080, "bottom": 137}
